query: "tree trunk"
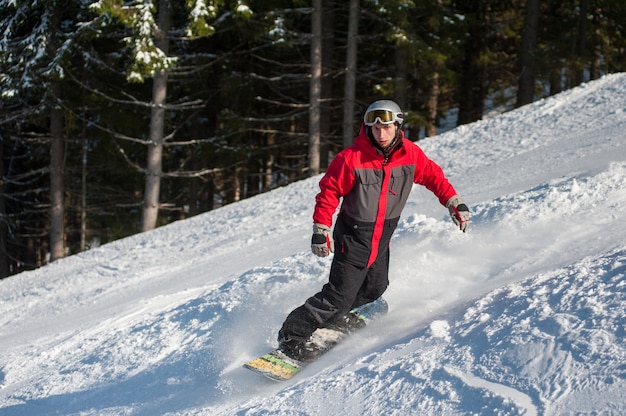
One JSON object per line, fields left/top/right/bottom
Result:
{"left": 573, "top": 0, "right": 589, "bottom": 86}
{"left": 308, "top": 0, "right": 322, "bottom": 177}
{"left": 80, "top": 113, "right": 87, "bottom": 251}
{"left": 141, "top": 0, "right": 170, "bottom": 232}
{"left": 457, "top": 3, "right": 488, "bottom": 126}
{"left": 589, "top": 9, "right": 602, "bottom": 81}
{"left": 393, "top": 46, "right": 408, "bottom": 109}
{"left": 233, "top": 166, "right": 241, "bottom": 202}
{"left": 0, "top": 137, "right": 7, "bottom": 277}
{"left": 426, "top": 71, "right": 440, "bottom": 138}
{"left": 50, "top": 81, "right": 65, "bottom": 261}
{"left": 342, "top": 0, "right": 359, "bottom": 148}
{"left": 549, "top": 65, "right": 562, "bottom": 96}
{"left": 320, "top": 2, "right": 334, "bottom": 170}
{"left": 516, "top": 0, "right": 540, "bottom": 108}
{"left": 265, "top": 133, "right": 275, "bottom": 190}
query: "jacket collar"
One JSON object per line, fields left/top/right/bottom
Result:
{"left": 355, "top": 124, "right": 404, "bottom": 158}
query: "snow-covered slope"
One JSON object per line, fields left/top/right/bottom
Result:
{"left": 1, "top": 74, "right": 625, "bottom": 415}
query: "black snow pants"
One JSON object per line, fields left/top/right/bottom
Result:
{"left": 278, "top": 219, "right": 391, "bottom": 342}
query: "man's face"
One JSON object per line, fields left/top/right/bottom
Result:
{"left": 370, "top": 123, "right": 397, "bottom": 149}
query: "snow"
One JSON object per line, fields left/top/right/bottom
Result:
{"left": 1, "top": 73, "right": 626, "bottom": 415}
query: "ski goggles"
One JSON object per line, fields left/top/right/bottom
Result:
{"left": 364, "top": 109, "right": 399, "bottom": 126}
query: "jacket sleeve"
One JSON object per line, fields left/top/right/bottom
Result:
{"left": 412, "top": 144, "right": 458, "bottom": 206}
{"left": 313, "top": 152, "right": 355, "bottom": 227}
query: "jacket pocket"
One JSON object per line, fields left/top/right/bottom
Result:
{"left": 335, "top": 216, "right": 373, "bottom": 268}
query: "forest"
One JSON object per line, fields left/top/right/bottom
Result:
{"left": 1, "top": 0, "right": 625, "bottom": 279}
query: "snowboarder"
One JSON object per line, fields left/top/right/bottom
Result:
{"left": 277, "top": 100, "right": 470, "bottom": 360}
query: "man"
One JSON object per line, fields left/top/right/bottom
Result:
{"left": 278, "top": 100, "right": 469, "bottom": 360}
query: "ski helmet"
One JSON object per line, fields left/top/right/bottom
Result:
{"left": 363, "top": 100, "right": 403, "bottom": 126}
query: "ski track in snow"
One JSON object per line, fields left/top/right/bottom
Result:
{"left": 443, "top": 366, "right": 537, "bottom": 416}
{"left": 0, "top": 73, "right": 626, "bottom": 415}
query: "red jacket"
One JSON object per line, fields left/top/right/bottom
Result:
{"left": 313, "top": 125, "right": 457, "bottom": 267}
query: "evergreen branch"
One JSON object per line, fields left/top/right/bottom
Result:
{"left": 63, "top": 66, "right": 205, "bottom": 110}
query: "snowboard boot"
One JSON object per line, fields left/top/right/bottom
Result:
{"left": 327, "top": 310, "right": 367, "bottom": 334}
{"left": 278, "top": 336, "right": 321, "bottom": 362}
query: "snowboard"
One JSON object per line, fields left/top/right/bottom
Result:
{"left": 243, "top": 297, "right": 388, "bottom": 381}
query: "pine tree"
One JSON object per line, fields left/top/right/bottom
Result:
{"left": 0, "top": 0, "right": 98, "bottom": 265}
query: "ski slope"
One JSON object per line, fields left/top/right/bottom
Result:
{"left": 1, "top": 73, "right": 625, "bottom": 415}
